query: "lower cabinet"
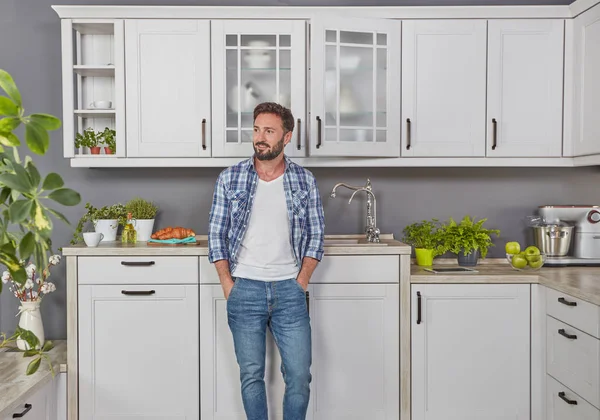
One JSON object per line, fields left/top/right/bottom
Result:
{"left": 411, "top": 283, "right": 530, "bottom": 420}
{"left": 3, "top": 374, "right": 62, "bottom": 420}
{"left": 78, "top": 284, "right": 199, "bottom": 419}
{"left": 200, "top": 283, "right": 400, "bottom": 420}
{"left": 547, "top": 375, "right": 600, "bottom": 420}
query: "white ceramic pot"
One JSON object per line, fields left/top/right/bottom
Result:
{"left": 133, "top": 219, "right": 155, "bottom": 242}
{"left": 17, "top": 301, "right": 45, "bottom": 350}
{"left": 94, "top": 219, "right": 118, "bottom": 242}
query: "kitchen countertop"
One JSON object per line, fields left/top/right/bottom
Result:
{"left": 412, "top": 261, "right": 600, "bottom": 306}
{"left": 0, "top": 340, "right": 67, "bottom": 418}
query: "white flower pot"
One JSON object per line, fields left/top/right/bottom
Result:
{"left": 94, "top": 219, "right": 118, "bottom": 242}
{"left": 17, "top": 301, "right": 45, "bottom": 350}
{"left": 133, "top": 219, "right": 155, "bottom": 242}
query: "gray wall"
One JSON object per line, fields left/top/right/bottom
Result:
{"left": 0, "top": 0, "right": 587, "bottom": 338}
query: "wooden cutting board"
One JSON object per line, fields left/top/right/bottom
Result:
{"left": 146, "top": 239, "right": 202, "bottom": 246}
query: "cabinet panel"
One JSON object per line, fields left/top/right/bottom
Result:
{"left": 125, "top": 19, "right": 211, "bottom": 157}
{"left": 402, "top": 20, "right": 487, "bottom": 157}
{"left": 487, "top": 20, "right": 564, "bottom": 157}
{"left": 547, "top": 375, "right": 600, "bottom": 420}
{"left": 546, "top": 287, "right": 600, "bottom": 339}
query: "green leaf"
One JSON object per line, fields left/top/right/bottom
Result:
{"left": 46, "top": 208, "right": 70, "bottom": 226}
{"left": 28, "top": 114, "right": 61, "bottom": 131}
{"left": 42, "top": 340, "right": 54, "bottom": 352}
{"left": 0, "top": 173, "right": 32, "bottom": 193}
{"left": 0, "top": 70, "right": 22, "bottom": 107}
{"left": 0, "top": 117, "right": 20, "bottom": 132}
{"left": 31, "top": 200, "right": 51, "bottom": 231}
{"left": 23, "top": 349, "right": 38, "bottom": 358}
{"left": 0, "top": 187, "right": 11, "bottom": 204}
{"left": 48, "top": 188, "right": 81, "bottom": 206}
{"left": 0, "top": 131, "right": 20, "bottom": 147}
{"left": 41, "top": 173, "right": 64, "bottom": 190}
{"left": 19, "top": 232, "right": 35, "bottom": 260}
{"left": 9, "top": 199, "right": 33, "bottom": 223}
{"left": 12, "top": 161, "right": 34, "bottom": 193}
{"left": 26, "top": 357, "right": 41, "bottom": 375}
{"left": 0, "top": 96, "right": 18, "bottom": 117}
{"left": 25, "top": 122, "right": 49, "bottom": 155}
{"left": 18, "top": 329, "right": 39, "bottom": 351}
{"left": 25, "top": 162, "right": 40, "bottom": 189}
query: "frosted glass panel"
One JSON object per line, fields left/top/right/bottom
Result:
{"left": 340, "top": 31, "right": 373, "bottom": 45}
{"left": 340, "top": 129, "right": 373, "bottom": 143}
{"left": 377, "top": 33, "right": 387, "bottom": 46}
{"left": 279, "top": 35, "right": 291, "bottom": 47}
{"left": 226, "top": 35, "right": 237, "bottom": 47}
{"left": 242, "top": 49, "right": 276, "bottom": 69}
{"left": 241, "top": 130, "right": 252, "bottom": 143}
{"left": 241, "top": 35, "right": 276, "bottom": 47}
{"left": 226, "top": 130, "right": 238, "bottom": 143}
{"left": 279, "top": 51, "right": 292, "bottom": 108}
{"left": 377, "top": 48, "right": 387, "bottom": 127}
{"left": 340, "top": 46, "right": 372, "bottom": 126}
{"left": 325, "top": 45, "right": 337, "bottom": 119}
{"left": 325, "top": 128, "right": 337, "bottom": 143}
{"left": 326, "top": 30, "right": 337, "bottom": 42}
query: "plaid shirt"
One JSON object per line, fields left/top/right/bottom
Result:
{"left": 208, "top": 155, "right": 325, "bottom": 273}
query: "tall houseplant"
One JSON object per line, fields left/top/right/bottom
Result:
{"left": 0, "top": 69, "right": 81, "bottom": 373}
{"left": 403, "top": 219, "right": 447, "bottom": 266}
{"left": 441, "top": 215, "right": 500, "bottom": 266}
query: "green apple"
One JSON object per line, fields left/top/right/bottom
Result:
{"left": 525, "top": 245, "right": 541, "bottom": 256}
{"left": 505, "top": 241, "right": 521, "bottom": 254}
{"left": 511, "top": 254, "right": 528, "bottom": 269}
{"left": 527, "top": 255, "right": 544, "bottom": 269}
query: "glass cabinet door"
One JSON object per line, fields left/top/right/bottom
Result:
{"left": 212, "top": 20, "right": 306, "bottom": 157}
{"left": 310, "top": 17, "right": 401, "bottom": 157}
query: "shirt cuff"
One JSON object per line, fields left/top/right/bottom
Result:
{"left": 304, "top": 248, "right": 324, "bottom": 261}
{"left": 209, "top": 249, "right": 230, "bottom": 263}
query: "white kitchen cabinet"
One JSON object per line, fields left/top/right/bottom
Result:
{"left": 547, "top": 375, "right": 600, "bottom": 420}
{"left": 310, "top": 16, "right": 401, "bottom": 157}
{"left": 401, "top": 20, "right": 487, "bottom": 157}
{"left": 125, "top": 19, "right": 211, "bottom": 157}
{"left": 78, "top": 284, "right": 199, "bottom": 419}
{"left": 411, "top": 284, "right": 530, "bottom": 420}
{"left": 211, "top": 20, "right": 307, "bottom": 158}
{"left": 572, "top": 4, "right": 600, "bottom": 157}
{"left": 487, "top": 20, "right": 564, "bottom": 157}
{"left": 199, "top": 284, "right": 288, "bottom": 420}
{"left": 3, "top": 377, "right": 57, "bottom": 420}
{"left": 309, "top": 283, "right": 399, "bottom": 420}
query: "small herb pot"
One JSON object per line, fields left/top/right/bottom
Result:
{"left": 415, "top": 248, "right": 434, "bottom": 266}
{"left": 457, "top": 249, "right": 479, "bottom": 266}
{"left": 90, "top": 146, "right": 101, "bottom": 155}
{"left": 104, "top": 147, "right": 114, "bottom": 155}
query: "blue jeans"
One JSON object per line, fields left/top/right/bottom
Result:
{"left": 227, "top": 277, "right": 312, "bottom": 420}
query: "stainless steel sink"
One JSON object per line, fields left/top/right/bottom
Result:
{"left": 323, "top": 238, "right": 388, "bottom": 246}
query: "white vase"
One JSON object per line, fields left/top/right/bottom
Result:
{"left": 94, "top": 219, "right": 118, "bottom": 241}
{"left": 16, "top": 301, "right": 45, "bottom": 350}
{"left": 133, "top": 219, "right": 155, "bottom": 242}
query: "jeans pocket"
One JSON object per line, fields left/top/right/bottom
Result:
{"left": 227, "top": 278, "right": 241, "bottom": 301}
{"left": 292, "top": 279, "right": 306, "bottom": 294}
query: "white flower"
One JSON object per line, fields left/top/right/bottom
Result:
{"left": 25, "top": 264, "right": 36, "bottom": 279}
{"left": 2, "top": 271, "right": 10, "bottom": 284}
{"left": 24, "top": 279, "right": 33, "bottom": 289}
{"left": 13, "top": 291, "right": 19, "bottom": 298}
{"left": 41, "top": 282, "right": 56, "bottom": 294}
{"left": 19, "top": 259, "right": 25, "bottom": 266}
{"left": 49, "top": 255, "right": 61, "bottom": 266}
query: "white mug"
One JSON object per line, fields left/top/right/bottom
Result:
{"left": 83, "top": 232, "right": 104, "bottom": 247}
{"left": 89, "top": 100, "right": 112, "bottom": 109}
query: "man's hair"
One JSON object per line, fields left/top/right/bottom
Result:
{"left": 253, "top": 102, "right": 295, "bottom": 134}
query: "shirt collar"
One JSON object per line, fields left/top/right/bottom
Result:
{"left": 247, "top": 154, "right": 292, "bottom": 173}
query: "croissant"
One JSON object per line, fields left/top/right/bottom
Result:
{"left": 151, "top": 227, "right": 196, "bottom": 240}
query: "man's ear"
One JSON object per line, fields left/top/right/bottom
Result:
{"left": 283, "top": 130, "right": 293, "bottom": 146}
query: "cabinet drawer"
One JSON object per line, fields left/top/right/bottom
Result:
{"left": 547, "top": 375, "right": 600, "bottom": 420}
{"left": 79, "top": 256, "right": 198, "bottom": 285}
{"left": 547, "top": 316, "right": 600, "bottom": 408}
{"left": 199, "top": 255, "right": 399, "bottom": 284}
{"left": 547, "top": 287, "right": 600, "bottom": 339}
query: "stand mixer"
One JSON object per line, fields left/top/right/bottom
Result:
{"left": 537, "top": 205, "right": 600, "bottom": 266}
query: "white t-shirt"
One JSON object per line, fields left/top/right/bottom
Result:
{"left": 232, "top": 174, "right": 299, "bottom": 281}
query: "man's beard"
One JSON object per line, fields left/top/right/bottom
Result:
{"left": 254, "top": 136, "right": 285, "bottom": 161}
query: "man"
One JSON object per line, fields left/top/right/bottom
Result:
{"left": 208, "top": 102, "right": 325, "bottom": 420}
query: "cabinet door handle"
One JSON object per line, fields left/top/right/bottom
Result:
{"left": 12, "top": 403, "right": 32, "bottom": 418}
{"left": 558, "top": 391, "right": 578, "bottom": 405}
{"left": 316, "top": 116, "right": 322, "bottom": 149}
{"left": 297, "top": 118, "right": 302, "bottom": 150}
{"left": 121, "top": 290, "right": 156, "bottom": 296}
{"left": 202, "top": 118, "right": 207, "bottom": 151}
{"left": 416, "top": 291, "right": 422, "bottom": 324}
{"left": 491, "top": 118, "right": 497, "bottom": 150}
{"left": 558, "top": 297, "right": 577, "bottom": 307}
{"left": 406, "top": 118, "right": 411, "bottom": 150}
{"left": 120, "top": 261, "right": 155, "bottom": 267}
{"left": 558, "top": 328, "right": 577, "bottom": 340}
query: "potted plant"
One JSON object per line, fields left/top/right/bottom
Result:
{"left": 0, "top": 69, "right": 81, "bottom": 374}
{"left": 125, "top": 197, "right": 159, "bottom": 241}
{"left": 74, "top": 127, "right": 101, "bottom": 154}
{"left": 100, "top": 127, "right": 116, "bottom": 154}
{"left": 441, "top": 215, "right": 500, "bottom": 267}
{"left": 403, "top": 219, "right": 447, "bottom": 266}
{"left": 71, "top": 202, "right": 127, "bottom": 244}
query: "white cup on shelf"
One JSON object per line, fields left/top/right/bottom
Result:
{"left": 83, "top": 232, "right": 104, "bottom": 247}
{"left": 89, "top": 100, "right": 112, "bottom": 109}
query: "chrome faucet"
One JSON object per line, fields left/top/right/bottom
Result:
{"left": 330, "top": 179, "right": 380, "bottom": 243}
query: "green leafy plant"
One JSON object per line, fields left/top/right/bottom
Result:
{"left": 0, "top": 328, "right": 57, "bottom": 376}
{"left": 125, "top": 197, "right": 158, "bottom": 220}
{"left": 403, "top": 219, "right": 447, "bottom": 257}
{"left": 0, "top": 68, "right": 81, "bottom": 374}
{"left": 441, "top": 215, "right": 500, "bottom": 258}
{"left": 71, "top": 202, "right": 126, "bottom": 244}
{"left": 100, "top": 127, "right": 116, "bottom": 152}
{"left": 74, "top": 127, "right": 101, "bottom": 149}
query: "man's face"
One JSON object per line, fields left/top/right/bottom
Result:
{"left": 253, "top": 113, "right": 292, "bottom": 161}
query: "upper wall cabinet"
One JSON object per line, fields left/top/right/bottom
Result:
{"left": 211, "top": 20, "right": 306, "bottom": 158}
{"left": 401, "top": 20, "right": 487, "bottom": 157}
{"left": 487, "top": 20, "right": 564, "bottom": 157}
{"left": 125, "top": 20, "right": 211, "bottom": 157}
{"left": 310, "top": 17, "right": 401, "bottom": 157}
{"left": 572, "top": 4, "right": 600, "bottom": 157}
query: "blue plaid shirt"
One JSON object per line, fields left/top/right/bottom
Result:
{"left": 208, "top": 155, "right": 325, "bottom": 273}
